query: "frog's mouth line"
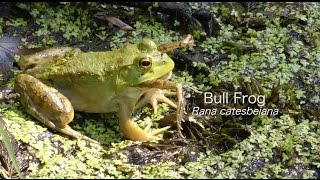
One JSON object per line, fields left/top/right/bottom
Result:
{"left": 139, "top": 71, "right": 174, "bottom": 88}
{"left": 158, "top": 71, "right": 172, "bottom": 80}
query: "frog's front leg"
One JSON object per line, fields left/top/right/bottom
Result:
{"left": 134, "top": 88, "right": 177, "bottom": 114}
{"left": 136, "top": 80, "right": 185, "bottom": 138}
{"left": 118, "top": 103, "right": 170, "bottom": 141}
{"left": 14, "top": 74, "right": 98, "bottom": 144}
{"left": 135, "top": 79, "right": 184, "bottom": 114}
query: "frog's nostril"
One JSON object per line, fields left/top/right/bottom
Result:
{"left": 162, "top": 60, "right": 166, "bottom": 64}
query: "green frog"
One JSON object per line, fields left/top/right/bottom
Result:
{"left": 14, "top": 35, "right": 194, "bottom": 143}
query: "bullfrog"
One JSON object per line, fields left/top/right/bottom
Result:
{"left": 14, "top": 35, "right": 194, "bottom": 143}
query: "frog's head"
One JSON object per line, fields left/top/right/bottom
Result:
{"left": 118, "top": 38, "right": 175, "bottom": 87}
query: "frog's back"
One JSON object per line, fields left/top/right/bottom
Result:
{"left": 21, "top": 44, "right": 138, "bottom": 79}
{"left": 75, "top": 44, "right": 141, "bottom": 72}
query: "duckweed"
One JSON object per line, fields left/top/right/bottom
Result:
{"left": 1, "top": 2, "right": 319, "bottom": 179}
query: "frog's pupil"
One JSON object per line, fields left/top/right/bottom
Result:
{"left": 141, "top": 60, "right": 150, "bottom": 67}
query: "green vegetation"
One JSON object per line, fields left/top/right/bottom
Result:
{"left": 0, "top": 2, "right": 319, "bottom": 179}
{"left": 0, "top": 117, "right": 23, "bottom": 178}
{"left": 16, "top": 2, "right": 94, "bottom": 47}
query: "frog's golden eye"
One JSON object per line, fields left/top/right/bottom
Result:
{"left": 139, "top": 57, "right": 152, "bottom": 69}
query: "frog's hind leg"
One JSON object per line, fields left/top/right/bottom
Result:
{"left": 14, "top": 74, "right": 98, "bottom": 144}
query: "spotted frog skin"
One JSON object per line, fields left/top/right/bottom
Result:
{"left": 14, "top": 35, "right": 194, "bottom": 143}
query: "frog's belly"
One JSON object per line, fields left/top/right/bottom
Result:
{"left": 69, "top": 95, "right": 123, "bottom": 113}
{"left": 57, "top": 85, "right": 146, "bottom": 113}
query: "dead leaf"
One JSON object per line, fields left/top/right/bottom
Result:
{"left": 94, "top": 12, "right": 134, "bottom": 31}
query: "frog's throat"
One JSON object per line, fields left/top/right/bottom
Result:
{"left": 158, "top": 71, "right": 172, "bottom": 81}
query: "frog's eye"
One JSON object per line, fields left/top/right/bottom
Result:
{"left": 138, "top": 56, "right": 153, "bottom": 69}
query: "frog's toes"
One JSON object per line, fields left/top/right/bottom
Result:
{"left": 135, "top": 89, "right": 177, "bottom": 114}
{"left": 143, "top": 123, "right": 171, "bottom": 140}
{"left": 60, "top": 125, "right": 99, "bottom": 144}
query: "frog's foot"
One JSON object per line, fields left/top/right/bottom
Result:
{"left": 119, "top": 104, "right": 170, "bottom": 141}
{"left": 135, "top": 88, "right": 177, "bottom": 114}
{"left": 143, "top": 123, "right": 171, "bottom": 140}
{"left": 44, "top": 119, "right": 99, "bottom": 144}
{"left": 119, "top": 119, "right": 170, "bottom": 141}
{"left": 58, "top": 125, "right": 99, "bottom": 144}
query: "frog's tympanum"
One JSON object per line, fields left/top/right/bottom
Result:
{"left": 14, "top": 35, "right": 194, "bottom": 143}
